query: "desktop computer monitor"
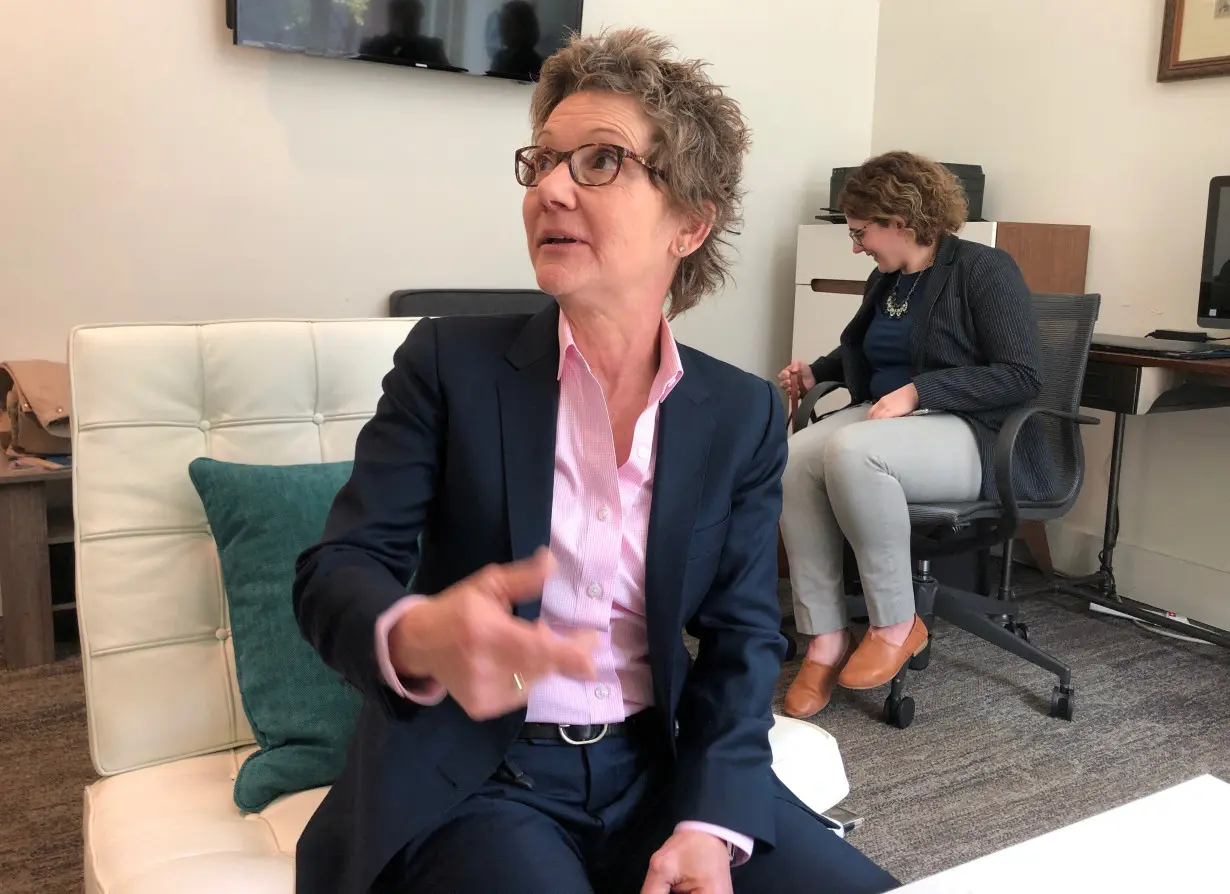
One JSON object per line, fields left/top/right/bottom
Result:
{"left": 1198, "top": 175, "right": 1230, "bottom": 331}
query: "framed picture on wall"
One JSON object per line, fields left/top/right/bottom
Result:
{"left": 1159, "top": 0, "right": 1230, "bottom": 81}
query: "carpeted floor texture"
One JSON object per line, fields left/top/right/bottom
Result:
{"left": 2, "top": 582, "right": 1229, "bottom": 892}
{"left": 0, "top": 632, "right": 94, "bottom": 894}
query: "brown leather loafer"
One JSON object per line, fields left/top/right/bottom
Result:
{"left": 783, "top": 636, "right": 855, "bottom": 718}
{"left": 837, "top": 615, "right": 928, "bottom": 690}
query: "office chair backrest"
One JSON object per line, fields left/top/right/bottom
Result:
{"left": 389, "top": 288, "right": 554, "bottom": 318}
{"left": 1030, "top": 292, "right": 1101, "bottom": 508}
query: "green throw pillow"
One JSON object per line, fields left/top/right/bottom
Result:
{"left": 188, "top": 457, "right": 361, "bottom": 813}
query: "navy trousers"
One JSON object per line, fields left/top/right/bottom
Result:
{"left": 374, "top": 727, "right": 899, "bottom": 894}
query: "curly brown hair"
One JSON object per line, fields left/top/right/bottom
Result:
{"left": 530, "top": 28, "right": 752, "bottom": 318}
{"left": 837, "top": 151, "right": 968, "bottom": 247}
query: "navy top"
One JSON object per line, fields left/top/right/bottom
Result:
{"left": 863, "top": 268, "right": 928, "bottom": 400}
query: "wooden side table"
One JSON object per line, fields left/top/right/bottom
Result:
{"left": 0, "top": 454, "right": 73, "bottom": 669}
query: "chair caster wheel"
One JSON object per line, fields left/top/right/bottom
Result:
{"left": 1049, "top": 685, "right": 1074, "bottom": 721}
{"left": 884, "top": 695, "right": 915, "bottom": 729}
{"left": 783, "top": 637, "right": 798, "bottom": 661}
{"left": 1005, "top": 621, "right": 1029, "bottom": 642}
{"left": 909, "top": 642, "right": 931, "bottom": 670}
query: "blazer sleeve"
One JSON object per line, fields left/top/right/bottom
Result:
{"left": 292, "top": 316, "right": 444, "bottom": 719}
{"left": 912, "top": 248, "right": 1043, "bottom": 412}
{"left": 808, "top": 348, "right": 844, "bottom": 387}
{"left": 671, "top": 378, "right": 788, "bottom": 849}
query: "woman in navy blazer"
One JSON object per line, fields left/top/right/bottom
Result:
{"left": 777, "top": 152, "right": 1049, "bottom": 720}
{"left": 291, "top": 27, "right": 896, "bottom": 894}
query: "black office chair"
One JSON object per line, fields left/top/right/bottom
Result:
{"left": 389, "top": 288, "right": 554, "bottom": 318}
{"left": 784, "top": 292, "right": 1102, "bottom": 729}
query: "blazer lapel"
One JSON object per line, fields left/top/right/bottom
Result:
{"left": 644, "top": 361, "right": 713, "bottom": 711}
{"left": 910, "top": 234, "right": 958, "bottom": 358}
{"left": 497, "top": 304, "right": 561, "bottom": 623}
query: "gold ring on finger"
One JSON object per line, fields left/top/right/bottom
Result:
{"left": 512, "top": 672, "right": 526, "bottom": 692}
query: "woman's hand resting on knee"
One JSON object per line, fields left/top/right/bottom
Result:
{"left": 776, "top": 360, "right": 815, "bottom": 399}
{"left": 387, "top": 547, "right": 599, "bottom": 720}
{"left": 868, "top": 383, "right": 920, "bottom": 419}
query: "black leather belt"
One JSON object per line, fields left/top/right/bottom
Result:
{"left": 517, "top": 711, "right": 654, "bottom": 745}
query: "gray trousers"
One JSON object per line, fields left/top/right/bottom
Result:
{"left": 780, "top": 405, "right": 982, "bottom": 635}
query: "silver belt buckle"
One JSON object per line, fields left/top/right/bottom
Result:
{"left": 558, "top": 723, "right": 608, "bottom": 745}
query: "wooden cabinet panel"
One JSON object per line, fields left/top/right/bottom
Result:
{"left": 995, "top": 222, "right": 1090, "bottom": 294}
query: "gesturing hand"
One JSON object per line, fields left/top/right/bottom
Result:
{"left": 868, "top": 383, "right": 920, "bottom": 420}
{"left": 640, "top": 830, "right": 734, "bottom": 894}
{"left": 387, "top": 547, "right": 598, "bottom": 720}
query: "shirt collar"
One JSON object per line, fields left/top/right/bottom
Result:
{"left": 558, "top": 310, "right": 684, "bottom": 404}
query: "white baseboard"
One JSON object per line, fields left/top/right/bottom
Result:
{"left": 1046, "top": 520, "right": 1230, "bottom": 634}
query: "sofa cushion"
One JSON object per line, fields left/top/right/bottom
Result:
{"left": 767, "top": 715, "right": 849, "bottom": 815}
{"left": 188, "top": 458, "right": 360, "bottom": 813}
{"left": 83, "top": 748, "right": 326, "bottom": 894}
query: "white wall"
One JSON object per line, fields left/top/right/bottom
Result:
{"left": 0, "top": 2, "right": 537, "bottom": 365}
{"left": 873, "top": 0, "right": 1230, "bottom": 630}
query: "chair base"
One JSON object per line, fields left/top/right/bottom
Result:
{"left": 780, "top": 547, "right": 1076, "bottom": 726}
{"left": 841, "top": 561, "right": 1075, "bottom": 729}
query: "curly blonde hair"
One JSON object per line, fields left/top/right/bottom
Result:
{"left": 530, "top": 28, "right": 752, "bottom": 318}
{"left": 838, "top": 151, "right": 968, "bottom": 247}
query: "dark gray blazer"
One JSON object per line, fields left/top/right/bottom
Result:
{"left": 809, "top": 234, "right": 1055, "bottom": 503}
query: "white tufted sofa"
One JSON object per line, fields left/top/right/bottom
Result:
{"left": 69, "top": 319, "right": 852, "bottom": 894}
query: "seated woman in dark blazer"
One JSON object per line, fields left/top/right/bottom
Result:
{"left": 777, "top": 150, "right": 1054, "bottom": 718}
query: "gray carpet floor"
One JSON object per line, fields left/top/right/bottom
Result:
{"left": 776, "top": 584, "right": 1230, "bottom": 882}
{"left": 0, "top": 629, "right": 93, "bottom": 894}
{"left": 2, "top": 579, "right": 1228, "bottom": 891}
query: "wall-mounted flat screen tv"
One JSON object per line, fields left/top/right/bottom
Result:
{"left": 228, "top": 0, "right": 584, "bottom": 82}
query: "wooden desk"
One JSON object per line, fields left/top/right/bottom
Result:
{"left": 1087, "top": 348, "right": 1230, "bottom": 377}
{"left": 0, "top": 454, "right": 73, "bottom": 669}
{"left": 1083, "top": 349, "right": 1230, "bottom": 415}
{"left": 1058, "top": 347, "right": 1230, "bottom": 647}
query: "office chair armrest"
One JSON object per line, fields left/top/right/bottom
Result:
{"left": 993, "top": 407, "right": 1100, "bottom": 529}
{"left": 792, "top": 380, "right": 846, "bottom": 431}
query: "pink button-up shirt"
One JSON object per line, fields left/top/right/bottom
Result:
{"left": 374, "top": 311, "right": 753, "bottom": 862}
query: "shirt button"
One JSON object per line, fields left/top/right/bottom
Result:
{"left": 598, "top": 506, "right": 611, "bottom": 521}
{"left": 637, "top": 445, "right": 650, "bottom": 460}
{"left": 587, "top": 582, "right": 603, "bottom": 598}
{"left": 595, "top": 684, "right": 609, "bottom": 699}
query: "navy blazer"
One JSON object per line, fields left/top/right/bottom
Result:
{"left": 291, "top": 303, "right": 790, "bottom": 894}
{"left": 809, "top": 235, "right": 1051, "bottom": 502}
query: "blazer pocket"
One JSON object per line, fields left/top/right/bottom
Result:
{"left": 688, "top": 514, "right": 730, "bottom": 559}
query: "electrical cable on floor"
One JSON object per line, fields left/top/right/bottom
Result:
{"left": 1130, "top": 618, "right": 1208, "bottom": 644}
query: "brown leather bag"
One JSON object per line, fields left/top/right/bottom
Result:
{"left": 0, "top": 360, "right": 72, "bottom": 457}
